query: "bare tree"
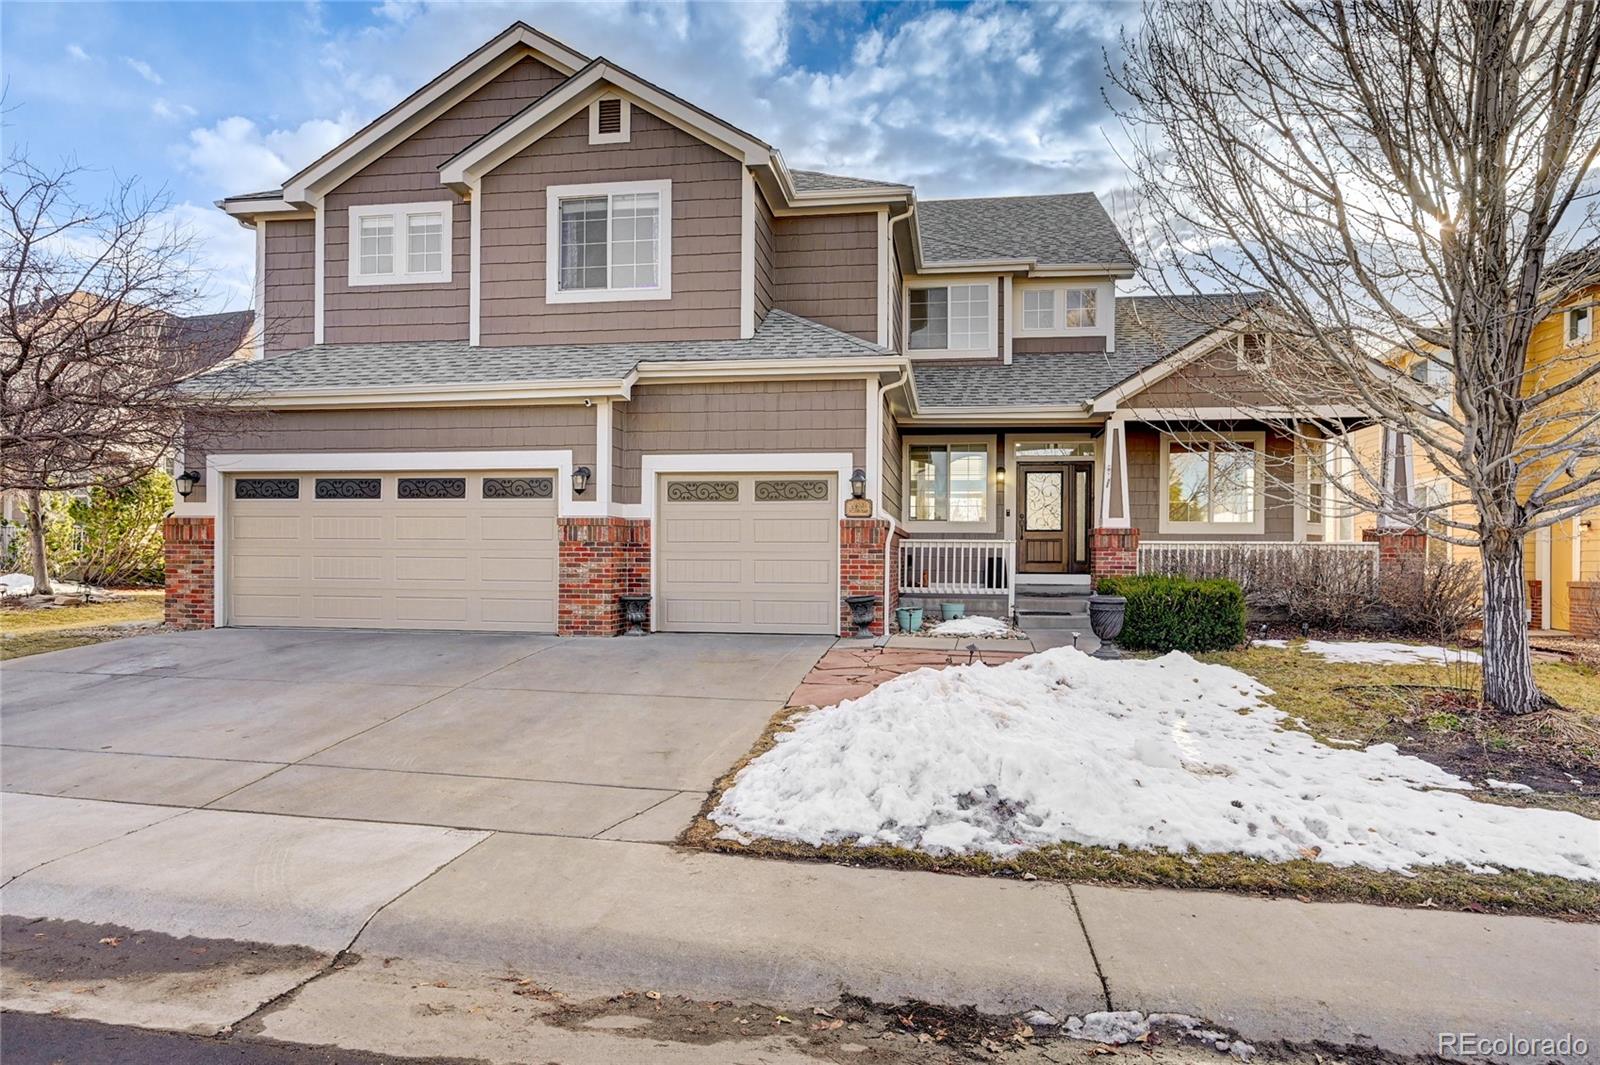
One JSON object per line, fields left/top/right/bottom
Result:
{"left": 1113, "top": 0, "right": 1600, "bottom": 714}
{"left": 1, "top": 155, "right": 248, "bottom": 594}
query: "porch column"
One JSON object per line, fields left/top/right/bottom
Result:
{"left": 1378, "top": 428, "right": 1415, "bottom": 529}
{"left": 1091, "top": 414, "right": 1139, "bottom": 582}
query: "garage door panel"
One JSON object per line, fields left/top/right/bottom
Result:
{"left": 226, "top": 469, "right": 557, "bottom": 633}
{"left": 657, "top": 473, "right": 837, "bottom": 635}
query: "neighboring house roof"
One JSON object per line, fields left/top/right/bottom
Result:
{"left": 916, "top": 193, "right": 1136, "bottom": 269}
{"left": 912, "top": 294, "right": 1262, "bottom": 410}
{"left": 788, "top": 169, "right": 909, "bottom": 193}
{"left": 181, "top": 310, "right": 888, "bottom": 398}
{"left": 163, "top": 310, "right": 255, "bottom": 376}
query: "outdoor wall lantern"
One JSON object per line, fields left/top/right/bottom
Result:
{"left": 571, "top": 466, "right": 592, "bottom": 496}
{"left": 996, "top": 465, "right": 1006, "bottom": 489}
{"left": 175, "top": 470, "right": 200, "bottom": 499}
{"left": 849, "top": 467, "right": 867, "bottom": 499}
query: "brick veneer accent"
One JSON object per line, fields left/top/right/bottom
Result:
{"left": 1570, "top": 582, "right": 1599, "bottom": 639}
{"left": 557, "top": 517, "right": 650, "bottom": 636}
{"left": 164, "top": 516, "right": 215, "bottom": 629}
{"left": 1362, "top": 526, "right": 1428, "bottom": 568}
{"left": 1089, "top": 526, "right": 1140, "bottom": 584}
{"left": 840, "top": 518, "right": 891, "bottom": 636}
{"left": 1527, "top": 579, "right": 1544, "bottom": 626}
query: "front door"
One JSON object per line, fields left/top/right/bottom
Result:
{"left": 1018, "top": 462, "right": 1093, "bottom": 574}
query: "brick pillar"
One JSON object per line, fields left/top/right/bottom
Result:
{"left": 840, "top": 518, "right": 891, "bottom": 637}
{"left": 1569, "top": 582, "right": 1598, "bottom": 639}
{"left": 163, "top": 516, "right": 215, "bottom": 629}
{"left": 557, "top": 517, "right": 650, "bottom": 636}
{"left": 1089, "top": 526, "right": 1140, "bottom": 584}
{"left": 1527, "top": 579, "right": 1544, "bottom": 627}
{"left": 1362, "top": 526, "right": 1428, "bottom": 568}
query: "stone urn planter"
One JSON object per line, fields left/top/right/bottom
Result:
{"left": 1087, "top": 592, "right": 1127, "bottom": 660}
{"left": 843, "top": 594, "right": 878, "bottom": 637}
{"left": 618, "top": 594, "right": 651, "bottom": 636}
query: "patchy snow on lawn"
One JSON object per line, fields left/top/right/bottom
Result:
{"left": 1, "top": 573, "right": 35, "bottom": 597}
{"left": 927, "top": 616, "right": 1012, "bottom": 638}
{"left": 1298, "top": 640, "right": 1482, "bottom": 665}
{"left": 711, "top": 648, "right": 1599, "bottom": 880}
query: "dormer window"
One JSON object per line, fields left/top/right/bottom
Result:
{"left": 588, "top": 96, "right": 631, "bottom": 145}
{"left": 545, "top": 180, "right": 673, "bottom": 304}
{"left": 1013, "top": 283, "right": 1107, "bottom": 337}
{"left": 347, "top": 202, "right": 453, "bottom": 286}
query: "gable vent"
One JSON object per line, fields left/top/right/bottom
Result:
{"left": 596, "top": 98, "right": 623, "bottom": 135}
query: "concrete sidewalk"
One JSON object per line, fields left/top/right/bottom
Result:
{"left": 3, "top": 794, "right": 1595, "bottom": 1061}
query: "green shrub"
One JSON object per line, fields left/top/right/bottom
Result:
{"left": 1097, "top": 574, "right": 1246, "bottom": 653}
{"left": 61, "top": 472, "right": 173, "bottom": 587}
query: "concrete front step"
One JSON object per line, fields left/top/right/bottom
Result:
{"left": 1015, "top": 611, "right": 1094, "bottom": 631}
{"left": 1014, "top": 594, "right": 1090, "bottom": 614}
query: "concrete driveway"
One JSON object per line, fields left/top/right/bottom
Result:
{"left": 1, "top": 628, "right": 830, "bottom": 841}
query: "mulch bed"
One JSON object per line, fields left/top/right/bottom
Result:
{"left": 787, "top": 645, "right": 1032, "bottom": 710}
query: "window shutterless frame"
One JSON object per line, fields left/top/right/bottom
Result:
{"left": 1158, "top": 430, "right": 1268, "bottom": 534}
{"left": 545, "top": 179, "right": 673, "bottom": 304}
{"left": 346, "top": 201, "right": 454, "bottom": 286}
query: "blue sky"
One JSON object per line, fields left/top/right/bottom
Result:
{"left": 2, "top": 1, "right": 1136, "bottom": 312}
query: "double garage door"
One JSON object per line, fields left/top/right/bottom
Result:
{"left": 224, "top": 469, "right": 840, "bottom": 635}
{"left": 226, "top": 471, "right": 559, "bottom": 632}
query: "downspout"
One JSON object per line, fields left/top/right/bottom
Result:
{"left": 880, "top": 202, "right": 915, "bottom": 634}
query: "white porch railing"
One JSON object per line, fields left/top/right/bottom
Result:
{"left": 1137, "top": 541, "right": 1379, "bottom": 599}
{"left": 899, "top": 539, "right": 1015, "bottom": 615}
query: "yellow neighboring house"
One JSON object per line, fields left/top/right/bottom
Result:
{"left": 1353, "top": 272, "right": 1599, "bottom": 634}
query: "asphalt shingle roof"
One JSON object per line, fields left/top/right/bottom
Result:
{"left": 789, "top": 168, "right": 909, "bottom": 193}
{"left": 916, "top": 193, "right": 1136, "bottom": 268}
{"left": 911, "top": 294, "right": 1263, "bottom": 409}
{"left": 181, "top": 310, "right": 888, "bottom": 396}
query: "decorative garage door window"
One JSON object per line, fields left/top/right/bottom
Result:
{"left": 314, "top": 477, "right": 381, "bottom": 500}
{"left": 483, "top": 476, "right": 553, "bottom": 499}
{"left": 397, "top": 477, "right": 466, "bottom": 499}
{"left": 234, "top": 478, "right": 299, "bottom": 500}
{"left": 754, "top": 479, "right": 829, "bottom": 502}
{"left": 666, "top": 480, "right": 738, "bottom": 502}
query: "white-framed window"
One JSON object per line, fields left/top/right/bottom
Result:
{"left": 347, "top": 202, "right": 453, "bottom": 286}
{"left": 1159, "top": 431, "right": 1267, "bottom": 534}
{"left": 1302, "top": 439, "right": 1327, "bottom": 532}
{"left": 1568, "top": 305, "right": 1593, "bottom": 346}
{"left": 902, "top": 437, "right": 994, "bottom": 529}
{"left": 1062, "top": 287, "right": 1097, "bottom": 327}
{"left": 545, "top": 180, "right": 672, "bottom": 304}
{"left": 906, "top": 280, "right": 995, "bottom": 356}
{"left": 1022, "top": 288, "right": 1055, "bottom": 330}
{"left": 588, "top": 96, "right": 631, "bottom": 145}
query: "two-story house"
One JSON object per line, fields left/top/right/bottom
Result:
{"left": 172, "top": 22, "right": 1364, "bottom": 637}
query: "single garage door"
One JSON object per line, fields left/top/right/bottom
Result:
{"left": 656, "top": 473, "right": 838, "bottom": 634}
{"left": 226, "top": 470, "right": 558, "bottom": 632}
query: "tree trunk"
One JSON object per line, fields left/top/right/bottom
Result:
{"left": 24, "top": 489, "right": 53, "bottom": 597}
{"left": 1479, "top": 531, "right": 1545, "bottom": 715}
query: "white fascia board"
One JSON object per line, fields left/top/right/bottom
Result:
{"left": 633, "top": 356, "right": 906, "bottom": 382}
{"left": 219, "top": 197, "right": 303, "bottom": 219}
{"left": 285, "top": 27, "right": 583, "bottom": 202}
{"left": 219, "top": 378, "right": 632, "bottom": 410}
{"left": 1122, "top": 404, "right": 1371, "bottom": 421}
{"left": 442, "top": 63, "right": 769, "bottom": 188}
{"left": 916, "top": 258, "right": 1035, "bottom": 273}
{"left": 898, "top": 407, "right": 1101, "bottom": 426}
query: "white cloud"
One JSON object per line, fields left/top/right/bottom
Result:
{"left": 161, "top": 201, "right": 257, "bottom": 312}
{"left": 181, "top": 114, "right": 357, "bottom": 193}
{"left": 66, "top": 43, "right": 90, "bottom": 62}
{"left": 152, "top": 98, "right": 197, "bottom": 121}
{"left": 124, "top": 56, "right": 164, "bottom": 85}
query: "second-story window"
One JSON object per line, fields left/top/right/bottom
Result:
{"left": 546, "top": 180, "right": 674, "bottom": 304}
{"left": 1569, "top": 305, "right": 1593, "bottom": 346}
{"left": 908, "top": 283, "right": 992, "bottom": 354}
{"left": 347, "top": 202, "right": 452, "bottom": 286}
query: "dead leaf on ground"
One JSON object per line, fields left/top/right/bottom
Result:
{"left": 97, "top": 937, "right": 121, "bottom": 947}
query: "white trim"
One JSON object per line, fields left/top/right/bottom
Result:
{"left": 1157, "top": 430, "right": 1268, "bottom": 535}
{"left": 876, "top": 208, "right": 891, "bottom": 348}
{"left": 865, "top": 377, "right": 882, "bottom": 516}
{"left": 469, "top": 179, "right": 482, "bottom": 346}
{"left": 587, "top": 96, "right": 631, "bottom": 145}
{"left": 1536, "top": 524, "right": 1552, "bottom": 629}
{"left": 1567, "top": 305, "right": 1594, "bottom": 347}
{"left": 346, "top": 201, "right": 454, "bottom": 286}
{"left": 740, "top": 171, "right": 756, "bottom": 339}
{"left": 899, "top": 433, "right": 999, "bottom": 534}
{"left": 1012, "top": 279, "right": 1114, "bottom": 345}
{"left": 207, "top": 448, "right": 589, "bottom": 627}
{"left": 903, "top": 276, "right": 999, "bottom": 360}
{"left": 252, "top": 222, "right": 266, "bottom": 359}
{"left": 1001, "top": 275, "right": 1014, "bottom": 365}
{"left": 594, "top": 399, "right": 612, "bottom": 509}
{"left": 1122, "top": 404, "right": 1369, "bottom": 421}
{"left": 544, "top": 179, "right": 673, "bottom": 304}
{"left": 285, "top": 25, "right": 585, "bottom": 200}
{"left": 313, "top": 203, "right": 325, "bottom": 344}
{"left": 1099, "top": 414, "right": 1131, "bottom": 528}
{"left": 640, "top": 452, "right": 854, "bottom": 634}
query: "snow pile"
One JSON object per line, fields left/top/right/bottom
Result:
{"left": 1299, "top": 640, "right": 1482, "bottom": 665}
{"left": 1060, "top": 1012, "right": 1253, "bottom": 1058}
{"left": 927, "top": 616, "right": 1011, "bottom": 638}
{"left": 711, "top": 648, "right": 1599, "bottom": 879}
{"left": 1, "top": 573, "right": 35, "bottom": 597}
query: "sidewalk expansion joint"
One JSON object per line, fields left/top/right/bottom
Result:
{"left": 1066, "top": 885, "right": 1113, "bottom": 1012}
